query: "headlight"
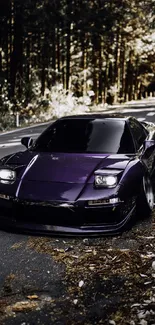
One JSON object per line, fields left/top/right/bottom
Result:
{"left": 95, "top": 175, "right": 117, "bottom": 188}
{"left": 0, "top": 169, "right": 16, "bottom": 184}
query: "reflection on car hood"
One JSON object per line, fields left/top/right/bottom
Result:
{"left": 2, "top": 151, "right": 133, "bottom": 202}
{"left": 19, "top": 152, "right": 109, "bottom": 183}
{"left": 3, "top": 151, "right": 132, "bottom": 184}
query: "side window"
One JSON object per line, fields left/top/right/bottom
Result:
{"left": 118, "top": 122, "right": 135, "bottom": 154}
{"left": 129, "top": 119, "right": 147, "bottom": 150}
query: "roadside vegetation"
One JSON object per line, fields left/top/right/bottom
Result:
{"left": 0, "top": 0, "right": 155, "bottom": 130}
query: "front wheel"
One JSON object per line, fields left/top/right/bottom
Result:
{"left": 136, "top": 176, "right": 154, "bottom": 219}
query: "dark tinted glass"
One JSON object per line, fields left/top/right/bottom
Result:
{"left": 129, "top": 119, "right": 147, "bottom": 150}
{"left": 32, "top": 118, "right": 135, "bottom": 154}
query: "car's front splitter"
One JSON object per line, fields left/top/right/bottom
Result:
{"left": 0, "top": 198, "right": 135, "bottom": 236}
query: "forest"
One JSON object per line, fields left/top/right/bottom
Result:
{"left": 0, "top": 0, "right": 155, "bottom": 125}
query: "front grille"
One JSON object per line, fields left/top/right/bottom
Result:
{"left": 13, "top": 201, "right": 123, "bottom": 226}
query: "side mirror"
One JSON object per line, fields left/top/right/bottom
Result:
{"left": 21, "top": 137, "right": 33, "bottom": 148}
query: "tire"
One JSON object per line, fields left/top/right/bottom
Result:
{"left": 136, "top": 176, "right": 154, "bottom": 219}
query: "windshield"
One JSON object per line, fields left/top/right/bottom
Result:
{"left": 31, "top": 118, "right": 135, "bottom": 154}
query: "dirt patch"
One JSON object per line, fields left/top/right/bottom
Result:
{"left": 1, "top": 215, "right": 155, "bottom": 324}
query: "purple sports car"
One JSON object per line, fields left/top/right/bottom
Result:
{"left": 0, "top": 114, "right": 155, "bottom": 235}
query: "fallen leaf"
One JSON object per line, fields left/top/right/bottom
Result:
{"left": 27, "top": 295, "right": 39, "bottom": 300}
{"left": 73, "top": 299, "right": 78, "bottom": 305}
{"left": 79, "top": 280, "right": 84, "bottom": 288}
{"left": 152, "top": 261, "right": 155, "bottom": 270}
{"left": 12, "top": 301, "right": 38, "bottom": 312}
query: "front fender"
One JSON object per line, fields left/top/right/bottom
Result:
{"left": 118, "top": 159, "right": 146, "bottom": 200}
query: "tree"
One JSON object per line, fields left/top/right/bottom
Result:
{"left": 0, "top": 0, "right": 155, "bottom": 116}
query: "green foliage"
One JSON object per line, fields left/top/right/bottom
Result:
{"left": 0, "top": 113, "right": 15, "bottom": 131}
{"left": 0, "top": 0, "right": 154, "bottom": 118}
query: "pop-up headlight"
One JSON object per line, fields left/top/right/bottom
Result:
{"left": 0, "top": 169, "right": 16, "bottom": 184}
{"left": 95, "top": 175, "right": 117, "bottom": 188}
{"left": 94, "top": 169, "right": 122, "bottom": 188}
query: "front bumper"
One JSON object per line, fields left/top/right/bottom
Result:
{"left": 0, "top": 197, "right": 135, "bottom": 235}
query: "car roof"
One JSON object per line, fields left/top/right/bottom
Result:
{"left": 60, "top": 113, "right": 130, "bottom": 121}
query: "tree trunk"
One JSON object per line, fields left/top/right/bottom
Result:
{"left": 10, "top": 0, "right": 23, "bottom": 98}
{"left": 66, "top": 24, "right": 71, "bottom": 90}
{"left": 120, "top": 38, "right": 126, "bottom": 102}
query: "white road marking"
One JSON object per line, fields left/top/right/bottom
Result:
{"left": 0, "top": 122, "right": 49, "bottom": 136}
{"left": 0, "top": 142, "right": 21, "bottom": 148}
{"left": 17, "top": 133, "right": 40, "bottom": 137}
{"left": 9, "top": 139, "right": 21, "bottom": 142}
{"left": 105, "top": 107, "right": 155, "bottom": 114}
{"left": 0, "top": 132, "right": 39, "bottom": 149}
{"left": 147, "top": 112, "right": 155, "bottom": 116}
{"left": 137, "top": 118, "right": 146, "bottom": 121}
{"left": 11, "top": 133, "right": 39, "bottom": 140}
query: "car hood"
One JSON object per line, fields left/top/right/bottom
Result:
{"left": 18, "top": 152, "right": 110, "bottom": 183}
{"left": 3, "top": 151, "right": 132, "bottom": 184}
{"left": 2, "top": 151, "right": 132, "bottom": 202}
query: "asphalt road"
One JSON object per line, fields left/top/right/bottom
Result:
{"left": 0, "top": 103, "right": 155, "bottom": 324}
{"left": 0, "top": 104, "right": 155, "bottom": 158}
{"left": 0, "top": 122, "right": 50, "bottom": 159}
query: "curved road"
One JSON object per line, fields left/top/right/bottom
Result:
{"left": 0, "top": 123, "right": 50, "bottom": 159}
{"left": 0, "top": 103, "right": 155, "bottom": 158}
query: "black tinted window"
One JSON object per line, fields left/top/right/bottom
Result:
{"left": 32, "top": 118, "right": 135, "bottom": 154}
{"left": 129, "top": 119, "right": 147, "bottom": 150}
